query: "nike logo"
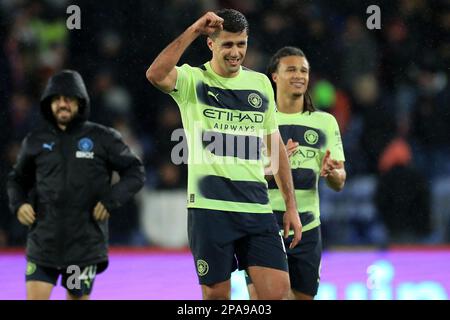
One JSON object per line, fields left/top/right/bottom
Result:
{"left": 43, "top": 142, "right": 55, "bottom": 151}
{"left": 207, "top": 90, "right": 220, "bottom": 102}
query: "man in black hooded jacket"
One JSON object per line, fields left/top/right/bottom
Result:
{"left": 7, "top": 70, "right": 145, "bottom": 300}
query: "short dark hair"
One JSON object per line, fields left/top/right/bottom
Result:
{"left": 267, "top": 46, "right": 316, "bottom": 113}
{"left": 215, "top": 8, "right": 249, "bottom": 35}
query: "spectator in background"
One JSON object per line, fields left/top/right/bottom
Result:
{"left": 375, "top": 137, "right": 431, "bottom": 244}
{"left": 89, "top": 69, "right": 133, "bottom": 127}
{"left": 154, "top": 104, "right": 183, "bottom": 156}
{"left": 340, "top": 16, "right": 378, "bottom": 91}
{"left": 9, "top": 91, "right": 40, "bottom": 140}
{"left": 109, "top": 117, "right": 146, "bottom": 245}
{"left": 0, "top": 142, "right": 27, "bottom": 247}
{"left": 151, "top": 103, "right": 187, "bottom": 190}
{"left": 353, "top": 74, "right": 396, "bottom": 174}
{"left": 435, "top": 7, "right": 450, "bottom": 71}
{"left": 156, "top": 159, "right": 185, "bottom": 190}
{"left": 410, "top": 61, "right": 450, "bottom": 180}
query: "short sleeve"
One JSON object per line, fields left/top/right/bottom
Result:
{"left": 262, "top": 76, "right": 278, "bottom": 135}
{"left": 168, "top": 64, "right": 194, "bottom": 107}
{"left": 327, "top": 115, "right": 345, "bottom": 162}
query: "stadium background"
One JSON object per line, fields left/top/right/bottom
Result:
{"left": 1, "top": 0, "right": 449, "bottom": 299}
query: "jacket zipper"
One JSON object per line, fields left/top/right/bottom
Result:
{"left": 56, "top": 132, "right": 69, "bottom": 269}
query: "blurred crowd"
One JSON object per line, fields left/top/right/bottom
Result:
{"left": 1, "top": 0, "right": 449, "bottom": 247}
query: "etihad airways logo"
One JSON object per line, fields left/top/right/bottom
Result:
{"left": 169, "top": 122, "right": 281, "bottom": 174}
{"left": 203, "top": 109, "right": 264, "bottom": 123}
{"left": 290, "top": 148, "right": 318, "bottom": 168}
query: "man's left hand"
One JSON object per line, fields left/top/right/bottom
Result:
{"left": 93, "top": 202, "right": 110, "bottom": 221}
{"left": 320, "top": 150, "right": 341, "bottom": 177}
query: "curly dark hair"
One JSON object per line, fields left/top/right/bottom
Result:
{"left": 214, "top": 8, "right": 249, "bottom": 35}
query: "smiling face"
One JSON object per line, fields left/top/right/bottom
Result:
{"left": 272, "top": 55, "right": 310, "bottom": 98}
{"left": 207, "top": 30, "right": 248, "bottom": 77}
{"left": 51, "top": 95, "right": 79, "bottom": 128}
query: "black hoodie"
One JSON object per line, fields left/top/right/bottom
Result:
{"left": 7, "top": 70, "right": 145, "bottom": 271}
{"left": 40, "top": 69, "right": 91, "bottom": 126}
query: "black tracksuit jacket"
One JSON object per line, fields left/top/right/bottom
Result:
{"left": 7, "top": 70, "right": 145, "bottom": 271}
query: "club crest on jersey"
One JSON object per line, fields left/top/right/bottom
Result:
{"left": 76, "top": 137, "right": 94, "bottom": 159}
{"left": 304, "top": 130, "right": 319, "bottom": 145}
{"left": 248, "top": 93, "right": 262, "bottom": 109}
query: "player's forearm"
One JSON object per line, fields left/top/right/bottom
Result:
{"left": 146, "top": 26, "right": 200, "bottom": 83}
{"left": 325, "top": 168, "right": 346, "bottom": 192}
{"left": 273, "top": 145, "right": 297, "bottom": 210}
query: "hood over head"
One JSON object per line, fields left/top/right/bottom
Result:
{"left": 40, "top": 70, "right": 90, "bottom": 125}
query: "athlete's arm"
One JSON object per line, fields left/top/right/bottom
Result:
{"left": 266, "top": 132, "right": 302, "bottom": 248}
{"left": 320, "top": 150, "right": 346, "bottom": 191}
{"left": 146, "top": 12, "right": 223, "bottom": 93}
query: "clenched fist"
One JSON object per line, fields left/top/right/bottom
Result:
{"left": 191, "top": 12, "right": 224, "bottom": 36}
